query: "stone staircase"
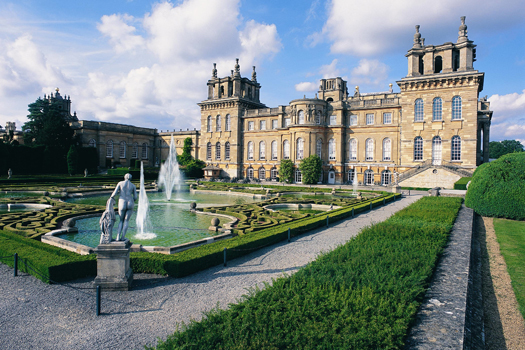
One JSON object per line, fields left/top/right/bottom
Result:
{"left": 397, "top": 160, "right": 473, "bottom": 185}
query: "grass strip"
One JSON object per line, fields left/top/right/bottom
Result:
{"left": 493, "top": 218, "right": 525, "bottom": 319}
{"left": 149, "top": 196, "right": 462, "bottom": 350}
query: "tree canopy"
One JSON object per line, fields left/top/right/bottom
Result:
{"left": 279, "top": 159, "right": 295, "bottom": 183}
{"left": 299, "top": 155, "right": 322, "bottom": 184}
{"left": 489, "top": 140, "right": 524, "bottom": 159}
{"left": 177, "top": 137, "right": 194, "bottom": 166}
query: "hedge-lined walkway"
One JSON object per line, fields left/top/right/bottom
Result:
{"left": 0, "top": 194, "right": 423, "bottom": 350}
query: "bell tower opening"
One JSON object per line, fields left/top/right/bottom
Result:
{"left": 434, "top": 56, "right": 442, "bottom": 73}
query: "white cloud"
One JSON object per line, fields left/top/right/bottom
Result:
{"left": 488, "top": 90, "right": 525, "bottom": 142}
{"left": 350, "top": 59, "right": 389, "bottom": 87}
{"left": 97, "top": 14, "right": 145, "bottom": 54}
{"left": 239, "top": 20, "right": 282, "bottom": 65}
{"left": 319, "top": 59, "right": 341, "bottom": 78}
{"left": 315, "top": 0, "right": 525, "bottom": 56}
{"left": 295, "top": 82, "right": 318, "bottom": 92}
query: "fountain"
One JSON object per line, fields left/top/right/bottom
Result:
{"left": 158, "top": 134, "right": 183, "bottom": 201}
{"left": 135, "top": 162, "right": 156, "bottom": 239}
{"left": 352, "top": 176, "right": 358, "bottom": 196}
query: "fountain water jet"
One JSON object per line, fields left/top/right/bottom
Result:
{"left": 158, "top": 134, "right": 183, "bottom": 201}
{"left": 135, "top": 162, "right": 156, "bottom": 239}
{"left": 352, "top": 174, "right": 358, "bottom": 196}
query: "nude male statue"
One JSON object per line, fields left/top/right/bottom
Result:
{"left": 110, "top": 173, "right": 137, "bottom": 241}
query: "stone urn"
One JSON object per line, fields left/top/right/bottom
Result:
{"left": 211, "top": 217, "right": 220, "bottom": 226}
{"left": 190, "top": 202, "right": 197, "bottom": 210}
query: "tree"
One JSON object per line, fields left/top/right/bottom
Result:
{"left": 67, "top": 145, "right": 78, "bottom": 175}
{"left": 279, "top": 159, "right": 295, "bottom": 183}
{"left": 299, "top": 155, "right": 322, "bottom": 184}
{"left": 489, "top": 140, "right": 524, "bottom": 159}
{"left": 23, "top": 98, "right": 76, "bottom": 173}
{"left": 178, "top": 137, "right": 194, "bottom": 166}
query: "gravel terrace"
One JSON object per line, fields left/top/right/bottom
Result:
{"left": 0, "top": 194, "right": 422, "bottom": 350}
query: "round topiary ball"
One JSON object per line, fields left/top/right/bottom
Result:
{"left": 465, "top": 152, "right": 525, "bottom": 220}
{"left": 211, "top": 217, "right": 220, "bottom": 226}
{"left": 190, "top": 202, "right": 197, "bottom": 210}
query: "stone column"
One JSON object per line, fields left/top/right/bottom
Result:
{"left": 483, "top": 122, "right": 490, "bottom": 163}
{"left": 94, "top": 239, "right": 133, "bottom": 291}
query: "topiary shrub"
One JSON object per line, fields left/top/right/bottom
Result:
{"left": 465, "top": 152, "right": 525, "bottom": 220}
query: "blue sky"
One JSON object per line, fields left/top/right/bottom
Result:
{"left": 1, "top": 0, "right": 524, "bottom": 142}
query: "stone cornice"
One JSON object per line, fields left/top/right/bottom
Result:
{"left": 396, "top": 71, "right": 484, "bottom": 92}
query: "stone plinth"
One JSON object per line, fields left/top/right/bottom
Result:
{"left": 391, "top": 185, "right": 401, "bottom": 194}
{"left": 94, "top": 239, "right": 133, "bottom": 291}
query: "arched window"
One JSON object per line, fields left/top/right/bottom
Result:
{"left": 349, "top": 114, "right": 357, "bottom": 126}
{"left": 414, "top": 136, "right": 423, "bottom": 161}
{"left": 296, "top": 138, "right": 304, "bottom": 160}
{"left": 452, "top": 96, "right": 462, "bottom": 120}
{"left": 271, "top": 141, "right": 277, "bottom": 160}
{"left": 434, "top": 56, "right": 443, "bottom": 73}
{"left": 225, "top": 114, "right": 231, "bottom": 131}
{"left": 88, "top": 139, "right": 96, "bottom": 148}
{"left": 348, "top": 169, "right": 355, "bottom": 184}
{"left": 141, "top": 143, "right": 148, "bottom": 159}
{"left": 206, "top": 142, "right": 212, "bottom": 160}
{"left": 432, "top": 97, "right": 442, "bottom": 121}
{"left": 283, "top": 140, "right": 290, "bottom": 159}
{"left": 382, "top": 138, "right": 391, "bottom": 161}
{"left": 225, "top": 142, "right": 230, "bottom": 160}
{"left": 364, "top": 169, "right": 374, "bottom": 185}
{"left": 215, "top": 142, "right": 221, "bottom": 160}
{"left": 365, "top": 138, "right": 374, "bottom": 161}
{"left": 414, "top": 99, "right": 424, "bottom": 122}
{"left": 316, "top": 139, "right": 322, "bottom": 158}
{"left": 298, "top": 110, "right": 305, "bottom": 124}
{"left": 451, "top": 136, "right": 461, "bottom": 161}
{"left": 270, "top": 167, "right": 278, "bottom": 180}
{"left": 259, "top": 141, "right": 266, "bottom": 160}
{"left": 132, "top": 142, "right": 138, "bottom": 159}
{"left": 247, "top": 141, "right": 254, "bottom": 160}
{"left": 349, "top": 138, "right": 357, "bottom": 161}
{"left": 295, "top": 169, "right": 302, "bottom": 183}
{"left": 216, "top": 115, "right": 221, "bottom": 132}
{"left": 381, "top": 170, "right": 391, "bottom": 185}
{"left": 119, "top": 141, "right": 126, "bottom": 159}
{"left": 432, "top": 136, "right": 442, "bottom": 165}
{"left": 247, "top": 167, "right": 254, "bottom": 180}
{"left": 258, "top": 167, "right": 266, "bottom": 180}
{"left": 328, "top": 138, "right": 336, "bottom": 160}
{"left": 106, "top": 140, "right": 113, "bottom": 158}
{"left": 316, "top": 110, "right": 321, "bottom": 124}
{"left": 207, "top": 116, "right": 212, "bottom": 132}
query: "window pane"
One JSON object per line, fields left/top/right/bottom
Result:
{"left": 414, "top": 137, "right": 423, "bottom": 161}
{"left": 366, "top": 114, "right": 374, "bottom": 125}
{"left": 452, "top": 96, "right": 462, "bottom": 120}
{"left": 414, "top": 99, "right": 424, "bottom": 122}
{"left": 383, "top": 113, "right": 392, "bottom": 124}
{"left": 432, "top": 98, "right": 442, "bottom": 121}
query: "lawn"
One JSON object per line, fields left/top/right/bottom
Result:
{"left": 493, "top": 218, "right": 525, "bottom": 319}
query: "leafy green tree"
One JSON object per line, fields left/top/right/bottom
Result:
{"left": 279, "top": 159, "right": 295, "bottom": 183}
{"left": 489, "top": 140, "right": 524, "bottom": 159}
{"left": 299, "top": 155, "right": 322, "bottom": 184}
{"left": 178, "top": 137, "right": 194, "bottom": 166}
{"left": 23, "top": 98, "right": 75, "bottom": 173}
{"left": 67, "top": 145, "right": 78, "bottom": 175}
{"left": 185, "top": 159, "right": 206, "bottom": 178}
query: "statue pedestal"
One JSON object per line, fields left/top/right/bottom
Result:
{"left": 391, "top": 185, "right": 401, "bottom": 194}
{"left": 94, "top": 239, "right": 133, "bottom": 291}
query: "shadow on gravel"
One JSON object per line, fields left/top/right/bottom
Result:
{"left": 479, "top": 215, "right": 507, "bottom": 350}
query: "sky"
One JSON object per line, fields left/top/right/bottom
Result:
{"left": 0, "top": 0, "right": 524, "bottom": 143}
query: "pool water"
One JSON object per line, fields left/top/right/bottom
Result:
{"left": 64, "top": 191, "right": 256, "bottom": 248}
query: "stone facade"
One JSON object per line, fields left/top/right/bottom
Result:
{"left": 43, "top": 17, "right": 490, "bottom": 188}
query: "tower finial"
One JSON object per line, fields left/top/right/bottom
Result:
{"left": 251, "top": 66, "right": 257, "bottom": 82}
{"left": 212, "top": 63, "right": 217, "bottom": 78}
{"left": 413, "top": 25, "right": 422, "bottom": 48}
{"left": 458, "top": 16, "right": 468, "bottom": 43}
{"left": 234, "top": 58, "right": 240, "bottom": 78}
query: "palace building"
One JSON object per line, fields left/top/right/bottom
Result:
{"left": 3, "top": 17, "right": 490, "bottom": 188}
{"left": 197, "top": 17, "right": 492, "bottom": 188}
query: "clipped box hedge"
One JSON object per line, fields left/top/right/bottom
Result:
{"left": 454, "top": 177, "right": 472, "bottom": 190}
{"left": 0, "top": 230, "right": 95, "bottom": 283}
{"left": 465, "top": 152, "right": 525, "bottom": 220}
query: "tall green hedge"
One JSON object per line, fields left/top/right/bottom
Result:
{"left": 465, "top": 152, "right": 525, "bottom": 220}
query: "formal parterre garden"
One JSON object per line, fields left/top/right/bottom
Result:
{"left": 148, "top": 196, "right": 463, "bottom": 350}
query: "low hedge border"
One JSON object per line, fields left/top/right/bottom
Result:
{"left": 454, "top": 177, "right": 472, "bottom": 190}
{"left": 0, "top": 230, "right": 95, "bottom": 283}
{"left": 150, "top": 196, "right": 463, "bottom": 349}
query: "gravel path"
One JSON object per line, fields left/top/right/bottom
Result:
{"left": 0, "top": 194, "right": 422, "bottom": 350}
